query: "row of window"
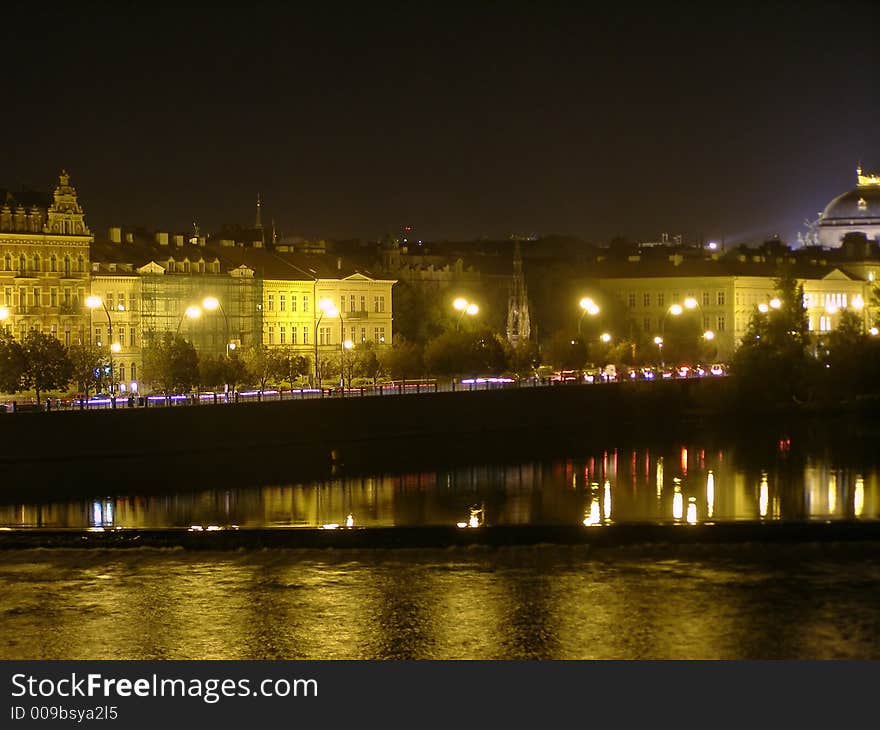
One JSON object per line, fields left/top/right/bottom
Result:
{"left": 264, "top": 293, "right": 388, "bottom": 314}
{"left": 1, "top": 253, "right": 86, "bottom": 275}
{"left": 268, "top": 325, "right": 387, "bottom": 346}
{"left": 641, "top": 316, "right": 726, "bottom": 332}
{"left": 93, "top": 327, "right": 138, "bottom": 349}
{"left": 627, "top": 291, "right": 726, "bottom": 308}
{"left": 4, "top": 286, "right": 86, "bottom": 309}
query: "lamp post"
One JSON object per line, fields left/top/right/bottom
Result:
{"left": 578, "top": 297, "right": 600, "bottom": 335}
{"left": 315, "top": 298, "right": 339, "bottom": 385}
{"left": 661, "top": 299, "right": 714, "bottom": 364}
{"left": 343, "top": 339, "right": 354, "bottom": 388}
{"left": 453, "top": 297, "right": 479, "bottom": 331}
{"left": 86, "top": 295, "right": 123, "bottom": 402}
{"left": 176, "top": 304, "right": 202, "bottom": 336}
{"left": 201, "top": 296, "right": 234, "bottom": 356}
{"left": 653, "top": 336, "right": 664, "bottom": 367}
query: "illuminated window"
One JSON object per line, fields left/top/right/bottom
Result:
{"left": 627, "top": 292, "right": 636, "bottom": 308}
{"left": 349, "top": 294, "right": 355, "bottom": 311}
{"left": 819, "top": 315, "right": 831, "bottom": 332}
{"left": 268, "top": 294, "right": 274, "bottom": 312}
{"left": 291, "top": 296, "right": 297, "bottom": 312}
{"left": 643, "top": 293, "right": 651, "bottom": 307}
{"left": 702, "top": 292, "right": 710, "bottom": 307}
{"left": 280, "top": 294, "right": 286, "bottom": 312}
{"left": 268, "top": 325, "right": 275, "bottom": 345}
{"left": 118, "top": 327, "right": 125, "bottom": 347}
{"left": 130, "top": 330, "right": 137, "bottom": 348}
{"left": 303, "top": 327, "right": 309, "bottom": 344}
{"left": 360, "top": 295, "right": 366, "bottom": 311}
{"left": 280, "top": 325, "right": 286, "bottom": 345}
{"left": 716, "top": 315, "right": 726, "bottom": 332}
{"left": 717, "top": 291, "right": 725, "bottom": 306}
{"left": 361, "top": 327, "right": 366, "bottom": 343}
{"left": 291, "top": 327, "right": 297, "bottom": 345}
{"left": 303, "top": 296, "right": 309, "bottom": 313}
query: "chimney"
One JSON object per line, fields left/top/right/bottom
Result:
{"left": 155, "top": 231, "right": 169, "bottom": 246}
{"left": 174, "top": 234, "right": 184, "bottom": 247}
{"left": 108, "top": 226, "right": 122, "bottom": 244}
{"left": 125, "top": 232, "right": 134, "bottom": 243}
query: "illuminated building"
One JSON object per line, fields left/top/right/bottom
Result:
{"left": 0, "top": 171, "right": 91, "bottom": 346}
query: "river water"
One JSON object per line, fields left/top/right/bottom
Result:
{"left": 2, "top": 428, "right": 880, "bottom": 659}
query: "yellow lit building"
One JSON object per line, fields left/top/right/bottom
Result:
{"left": 0, "top": 171, "right": 91, "bottom": 346}
{"left": 596, "top": 257, "right": 869, "bottom": 362}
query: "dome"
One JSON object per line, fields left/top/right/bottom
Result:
{"left": 816, "top": 168, "right": 880, "bottom": 247}
{"left": 821, "top": 185, "right": 880, "bottom": 222}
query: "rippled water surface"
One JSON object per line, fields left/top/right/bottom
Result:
{"left": 2, "top": 544, "right": 880, "bottom": 660}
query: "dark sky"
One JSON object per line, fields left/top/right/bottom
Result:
{"left": 1, "top": 0, "right": 877, "bottom": 245}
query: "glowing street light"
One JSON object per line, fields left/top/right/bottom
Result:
{"left": 0, "top": 306, "right": 8, "bottom": 321}
{"left": 201, "top": 296, "right": 234, "bottom": 357}
{"left": 600, "top": 332, "right": 612, "bottom": 343}
{"left": 668, "top": 303, "right": 684, "bottom": 316}
{"left": 769, "top": 298, "right": 781, "bottom": 309}
{"left": 683, "top": 297, "right": 698, "bottom": 310}
{"left": 758, "top": 303, "right": 769, "bottom": 313}
{"left": 578, "top": 297, "right": 600, "bottom": 334}
{"left": 454, "top": 298, "right": 479, "bottom": 330}
{"left": 86, "top": 295, "right": 123, "bottom": 401}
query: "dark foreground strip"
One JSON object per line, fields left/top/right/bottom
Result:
{"left": 1, "top": 521, "right": 879, "bottom": 549}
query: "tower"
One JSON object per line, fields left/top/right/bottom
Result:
{"left": 255, "top": 193, "right": 263, "bottom": 230}
{"left": 506, "top": 239, "right": 531, "bottom": 346}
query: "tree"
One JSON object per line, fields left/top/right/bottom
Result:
{"left": 242, "top": 345, "right": 281, "bottom": 392}
{"left": 352, "top": 343, "right": 382, "bottom": 385}
{"left": 142, "top": 332, "right": 200, "bottom": 393}
{"left": 20, "top": 331, "right": 74, "bottom": 405}
{"left": 380, "top": 339, "right": 424, "bottom": 381}
{"left": 67, "top": 343, "right": 102, "bottom": 399}
{"left": 274, "top": 348, "right": 311, "bottom": 390}
{"left": 0, "top": 332, "right": 26, "bottom": 395}
{"left": 543, "top": 330, "right": 587, "bottom": 370}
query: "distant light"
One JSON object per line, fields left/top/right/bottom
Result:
{"left": 110, "top": 342, "right": 121, "bottom": 353}
{"left": 870, "top": 327, "right": 879, "bottom": 336}
{"left": 85, "top": 295, "right": 103, "bottom": 309}
{"left": 586, "top": 304, "right": 600, "bottom": 316}
{"left": 321, "top": 523, "right": 340, "bottom": 530}
{"left": 466, "top": 303, "right": 479, "bottom": 316}
{"left": 769, "top": 298, "right": 781, "bottom": 309}
{"left": 669, "top": 304, "right": 683, "bottom": 316}
{"left": 228, "top": 342, "right": 236, "bottom": 350}
{"left": 579, "top": 297, "right": 594, "bottom": 311}
{"left": 707, "top": 241, "right": 718, "bottom": 250}
{"left": 686, "top": 497, "right": 697, "bottom": 525}
{"left": 825, "top": 303, "right": 839, "bottom": 315}
{"left": 346, "top": 514, "right": 354, "bottom": 528}
{"left": 453, "top": 297, "right": 468, "bottom": 311}
{"left": 185, "top": 305, "right": 202, "bottom": 320}
{"left": 202, "top": 296, "right": 220, "bottom": 311}
{"left": 758, "top": 303, "right": 769, "bottom": 313}
{"left": 0, "top": 307, "right": 8, "bottom": 321}
{"left": 600, "top": 332, "right": 612, "bottom": 343}
{"left": 343, "top": 339, "right": 354, "bottom": 350}
{"left": 653, "top": 336, "right": 663, "bottom": 345}
{"left": 703, "top": 330, "right": 715, "bottom": 340}
{"left": 683, "top": 297, "right": 697, "bottom": 310}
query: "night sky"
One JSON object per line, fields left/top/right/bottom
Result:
{"left": 2, "top": 0, "right": 877, "bottom": 245}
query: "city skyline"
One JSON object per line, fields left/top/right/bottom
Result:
{"left": 1, "top": 1, "right": 878, "bottom": 245}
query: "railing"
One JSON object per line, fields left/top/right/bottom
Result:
{"left": 0, "top": 370, "right": 728, "bottom": 413}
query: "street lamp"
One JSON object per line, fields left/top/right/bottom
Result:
{"left": 653, "top": 335, "right": 664, "bottom": 367}
{"left": 315, "top": 298, "right": 340, "bottom": 384}
{"left": 201, "top": 296, "right": 234, "bottom": 356}
{"left": 578, "top": 297, "right": 600, "bottom": 335}
{"left": 176, "top": 304, "right": 202, "bottom": 335}
{"left": 0, "top": 307, "right": 8, "bottom": 332}
{"left": 343, "top": 339, "right": 354, "bottom": 388}
{"left": 86, "top": 295, "right": 123, "bottom": 400}
{"left": 453, "top": 297, "right": 479, "bottom": 331}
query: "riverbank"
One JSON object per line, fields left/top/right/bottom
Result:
{"left": 2, "top": 520, "right": 880, "bottom": 550}
{"left": 1, "top": 377, "right": 878, "bottom": 499}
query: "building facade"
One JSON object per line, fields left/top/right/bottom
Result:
{"left": 0, "top": 171, "right": 91, "bottom": 346}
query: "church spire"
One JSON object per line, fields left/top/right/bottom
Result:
{"left": 255, "top": 193, "right": 263, "bottom": 229}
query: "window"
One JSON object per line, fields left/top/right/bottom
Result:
{"left": 3, "top": 254, "right": 10, "bottom": 271}
{"left": 303, "top": 296, "right": 309, "bottom": 313}
{"left": 129, "top": 294, "right": 136, "bottom": 312}
{"left": 119, "top": 364, "right": 125, "bottom": 382}
{"left": 33, "top": 287, "right": 40, "bottom": 307}
{"left": 349, "top": 295, "right": 355, "bottom": 312}
{"left": 116, "top": 327, "right": 124, "bottom": 347}
{"left": 703, "top": 316, "right": 711, "bottom": 331}
{"left": 716, "top": 315, "right": 726, "bottom": 332}
{"left": 717, "top": 291, "right": 725, "bottom": 306}
{"left": 95, "top": 327, "right": 102, "bottom": 346}
{"left": 268, "top": 325, "right": 275, "bottom": 345}
{"left": 280, "top": 325, "right": 286, "bottom": 345}
{"left": 350, "top": 326, "right": 356, "bottom": 342}
{"left": 303, "top": 328, "right": 309, "bottom": 344}
{"left": 64, "top": 328, "right": 70, "bottom": 347}
{"left": 702, "top": 292, "right": 710, "bottom": 307}
{"left": 268, "top": 294, "right": 275, "bottom": 312}
{"left": 374, "top": 296, "right": 379, "bottom": 312}
{"left": 290, "top": 327, "right": 297, "bottom": 344}
{"left": 63, "top": 288, "right": 70, "bottom": 306}
{"left": 360, "top": 295, "right": 366, "bottom": 312}
{"left": 77, "top": 255, "right": 84, "bottom": 272}
{"left": 627, "top": 293, "right": 636, "bottom": 308}
{"left": 340, "top": 295, "right": 345, "bottom": 312}
{"left": 280, "top": 294, "right": 286, "bottom": 312}
{"left": 643, "top": 293, "right": 651, "bottom": 307}
{"left": 130, "top": 330, "right": 137, "bottom": 348}
{"left": 319, "top": 326, "right": 331, "bottom": 345}
{"left": 63, "top": 256, "right": 71, "bottom": 277}
{"left": 19, "top": 255, "right": 26, "bottom": 272}
{"left": 4, "top": 288, "right": 11, "bottom": 306}
{"left": 131, "top": 363, "right": 137, "bottom": 381}
{"left": 18, "top": 288, "right": 25, "bottom": 309}
{"left": 291, "top": 296, "right": 297, "bottom": 312}
{"left": 643, "top": 317, "right": 651, "bottom": 332}
{"left": 118, "top": 293, "right": 125, "bottom": 311}
{"left": 657, "top": 292, "right": 665, "bottom": 307}
{"left": 34, "top": 254, "right": 41, "bottom": 272}
{"left": 378, "top": 296, "right": 385, "bottom": 313}
{"left": 819, "top": 315, "right": 831, "bottom": 332}
{"left": 374, "top": 326, "right": 385, "bottom": 343}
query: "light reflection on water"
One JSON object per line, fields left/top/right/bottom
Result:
{"left": 1, "top": 544, "right": 879, "bottom": 660}
{"left": 1, "top": 442, "right": 878, "bottom": 529}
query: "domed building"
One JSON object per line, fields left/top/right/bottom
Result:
{"left": 818, "top": 166, "right": 880, "bottom": 247}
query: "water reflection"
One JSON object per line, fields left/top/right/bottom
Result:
{"left": 2, "top": 441, "right": 880, "bottom": 529}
